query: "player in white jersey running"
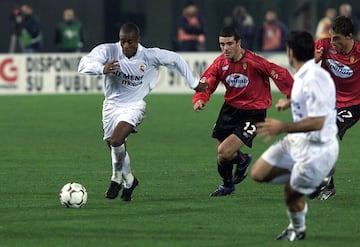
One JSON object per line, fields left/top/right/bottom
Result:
{"left": 250, "top": 31, "right": 339, "bottom": 241}
{"left": 78, "top": 23, "right": 207, "bottom": 202}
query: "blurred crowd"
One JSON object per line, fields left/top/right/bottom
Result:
{"left": 175, "top": 1, "right": 360, "bottom": 52}
{"left": 175, "top": 1, "right": 290, "bottom": 52}
{"left": 8, "top": 2, "right": 360, "bottom": 53}
{"left": 9, "top": 4, "right": 84, "bottom": 53}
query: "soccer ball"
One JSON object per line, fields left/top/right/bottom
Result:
{"left": 59, "top": 182, "right": 87, "bottom": 208}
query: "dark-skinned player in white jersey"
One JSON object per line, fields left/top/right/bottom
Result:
{"left": 79, "top": 23, "right": 207, "bottom": 202}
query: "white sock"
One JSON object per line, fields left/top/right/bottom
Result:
{"left": 110, "top": 144, "right": 126, "bottom": 184}
{"left": 287, "top": 203, "right": 307, "bottom": 231}
{"left": 122, "top": 152, "right": 134, "bottom": 188}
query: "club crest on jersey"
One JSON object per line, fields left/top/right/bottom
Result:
{"left": 242, "top": 62, "right": 247, "bottom": 70}
{"left": 350, "top": 56, "right": 355, "bottom": 63}
{"left": 271, "top": 70, "right": 279, "bottom": 79}
{"left": 326, "top": 59, "right": 353, "bottom": 78}
{"left": 225, "top": 73, "right": 249, "bottom": 88}
{"left": 140, "top": 64, "right": 146, "bottom": 72}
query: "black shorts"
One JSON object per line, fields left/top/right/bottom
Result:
{"left": 212, "top": 102, "right": 266, "bottom": 147}
{"left": 337, "top": 104, "right": 360, "bottom": 140}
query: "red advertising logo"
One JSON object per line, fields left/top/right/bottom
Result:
{"left": 0, "top": 57, "right": 18, "bottom": 83}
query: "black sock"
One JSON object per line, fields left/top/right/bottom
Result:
{"left": 217, "top": 160, "right": 233, "bottom": 187}
{"left": 328, "top": 176, "right": 335, "bottom": 189}
{"left": 231, "top": 151, "right": 246, "bottom": 164}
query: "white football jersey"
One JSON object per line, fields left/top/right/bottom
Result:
{"left": 78, "top": 42, "right": 199, "bottom": 103}
{"left": 290, "top": 59, "right": 338, "bottom": 143}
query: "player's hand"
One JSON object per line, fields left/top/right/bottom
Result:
{"left": 256, "top": 118, "right": 283, "bottom": 142}
{"left": 193, "top": 100, "right": 206, "bottom": 111}
{"left": 275, "top": 98, "right": 291, "bottom": 111}
{"left": 103, "top": 59, "right": 119, "bottom": 74}
{"left": 314, "top": 47, "right": 324, "bottom": 63}
{"left": 194, "top": 78, "right": 208, "bottom": 92}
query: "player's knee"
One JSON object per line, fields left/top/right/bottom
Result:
{"left": 216, "top": 147, "right": 232, "bottom": 163}
{"left": 250, "top": 168, "right": 264, "bottom": 182}
{"left": 109, "top": 138, "right": 125, "bottom": 147}
{"left": 250, "top": 170, "right": 259, "bottom": 181}
{"left": 250, "top": 161, "right": 269, "bottom": 182}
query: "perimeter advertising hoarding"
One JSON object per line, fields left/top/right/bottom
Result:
{"left": 0, "top": 52, "right": 289, "bottom": 95}
{"left": 0, "top": 54, "right": 103, "bottom": 94}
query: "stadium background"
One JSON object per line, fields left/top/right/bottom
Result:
{"left": 1, "top": 0, "right": 360, "bottom": 53}
{"left": 1, "top": 1, "right": 359, "bottom": 246}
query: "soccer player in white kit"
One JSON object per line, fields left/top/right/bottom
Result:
{"left": 78, "top": 23, "right": 207, "bottom": 202}
{"left": 250, "top": 31, "right": 339, "bottom": 241}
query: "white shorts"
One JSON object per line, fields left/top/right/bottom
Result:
{"left": 261, "top": 135, "right": 339, "bottom": 195}
{"left": 102, "top": 100, "right": 146, "bottom": 141}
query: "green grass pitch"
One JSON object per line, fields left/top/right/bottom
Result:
{"left": 0, "top": 93, "right": 359, "bottom": 247}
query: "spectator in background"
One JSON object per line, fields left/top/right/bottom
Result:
{"left": 339, "top": 3, "right": 360, "bottom": 40}
{"left": 257, "top": 10, "right": 288, "bottom": 52}
{"left": 9, "top": 7, "right": 23, "bottom": 53}
{"left": 177, "top": 1, "right": 206, "bottom": 51}
{"left": 223, "top": 5, "right": 255, "bottom": 50}
{"left": 315, "top": 8, "right": 336, "bottom": 40}
{"left": 19, "top": 4, "right": 42, "bottom": 52}
{"left": 55, "top": 8, "right": 85, "bottom": 52}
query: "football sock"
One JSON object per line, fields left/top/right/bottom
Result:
{"left": 231, "top": 150, "right": 246, "bottom": 164}
{"left": 110, "top": 144, "right": 126, "bottom": 184}
{"left": 122, "top": 152, "right": 134, "bottom": 189}
{"left": 328, "top": 176, "right": 335, "bottom": 189}
{"left": 217, "top": 160, "right": 233, "bottom": 187}
{"left": 287, "top": 202, "right": 307, "bottom": 231}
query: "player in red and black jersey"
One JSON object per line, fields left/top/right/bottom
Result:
{"left": 313, "top": 16, "right": 360, "bottom": 200}
{"left": 192, "top": 26, "right": 293, "bottom": 197}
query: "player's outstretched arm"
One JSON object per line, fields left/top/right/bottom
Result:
{"left": 256, "top": 118, "right": 284, "bottom": 142}
{"left": 275, "top": 98, "right": 291, "bottom": 111}
{"left": 193, "top": 78, "right": 208, "bottom": 92}
{"left": 193, "top": 100, "right": 206, "bottom": 111}
{"left": 78, "top": 44, "right": 109, "bottom": 75}
{"left": 314, "top": 47, "right": 324, "bottom": 63}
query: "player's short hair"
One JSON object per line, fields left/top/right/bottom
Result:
{"left": 119, "top": 23, "right": 140, "bottom": 38}
{"left": 286, "top": 31, "right": 314, "bottom": 62}
{"left": 331, "top": 16, "right": 354, "bottom": 36}
{"left": 219, "top": 26, "right": 241, "bottom": 41}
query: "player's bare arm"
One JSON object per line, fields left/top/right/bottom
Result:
{"left": 257, "top": 116, "right": 325, "bottom": 141}
{"left": 314, "top": 47, "right": 324, "bottom": 63}
{"left": 193, "top": 100, "right": 206, "bottom": 111}
{"left": 103, "top": 59, "right": 119, "bottom": 74}
{"left": 275, "top": 98, "right": 291, "bottom": 111}
{"left": 194, "top": 79, "right": 208, "bottom": 92}
{"left": 256, "top": 118, "right": 284, "bottom": 142}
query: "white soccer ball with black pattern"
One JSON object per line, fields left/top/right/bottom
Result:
{"left": 59, "top": 182, "right": 87, "bottom": 208}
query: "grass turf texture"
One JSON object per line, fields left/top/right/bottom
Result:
{"left": 0, "top": 93, "right": 359, "bottom": 247}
